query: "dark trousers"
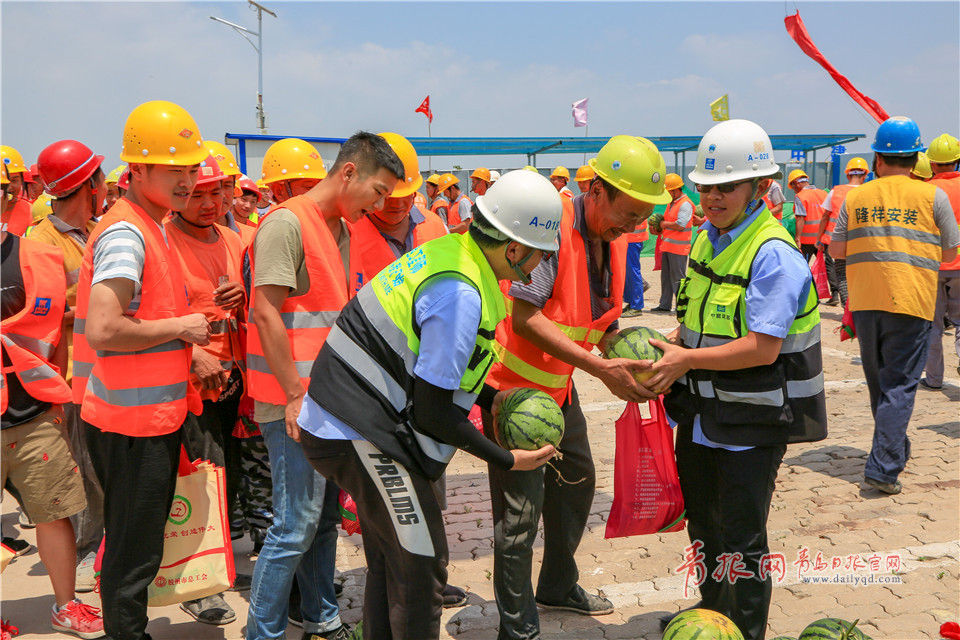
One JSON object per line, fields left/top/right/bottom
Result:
{"left": 854, "top": 310, "right": 930, "bottom": 483}
{"left": 302, "top": 433, "right": 447, "bottom": 640}
{"left": 66, "top": 403, "right": 104, "bottom": 561}
{"left": 674, "top": 421, "right": 786, "bottom": 640}
{"left": 823, "top": 250, "right": 839, "bottom": 299}
{"left": 800, "top": 244, "right": 818, "bottom": 261}
{"left": 623, "top": 241, "right": 645, "bottom": 310}
{"left": 658, "top": 252, "right": 688, "bottom": 310}
{"left": 86, "top": 422, "right": 181, "bottom": 640}
{"left": 483, "top": 385, "right": 596, "bottom": 640}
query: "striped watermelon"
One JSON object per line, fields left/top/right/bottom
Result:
{"left": 648, "top": 212, "right": 665, "bottom": 235}
{"left": 799, "top": 618, "right": 870, "bottom": 640}
{"left": 496, "top": 388, "right": 564, "bottom": 450}
{"left": 663, "top": 608, "right": 744, "bottom": 640}
{"left": 602, "top": 326, "right": 668, "bottom": 383}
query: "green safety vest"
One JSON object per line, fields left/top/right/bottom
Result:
{"left": 308, "top": 232, "right": 505, "bottom": 479}
{"left": 666, "top": 209, "right": 827, "bottom": 446}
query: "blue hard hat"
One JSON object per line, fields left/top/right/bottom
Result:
{"left": 871, "top": 116, "right": 923, "bottom": 155}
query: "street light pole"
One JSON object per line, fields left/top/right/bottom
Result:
{"left": 210, "top": 0, "right": 276, "bottom": 134}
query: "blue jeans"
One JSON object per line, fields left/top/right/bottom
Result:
{"left": 624, "top": 241, "right": 645, "bottom": 310}
{"left": 854, "top": 311, "right": 930, "bottom": 484}
{"left": 247, "top": 419, "right": 342, "bottom": 639}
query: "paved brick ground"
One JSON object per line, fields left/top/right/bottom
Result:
{"left": 3, "top": 256, "right": 958, "bottom": 639}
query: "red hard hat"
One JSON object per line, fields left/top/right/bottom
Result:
{"left": 38, "top": 140, "right": 105, "bottom": 197}
{"left": 117, "top": 168, "right": 130, "bottom": 190}
{"left": 196, "top": 153, "right": 227, "bottom": 186}
{"left": 237, "top": 175, "right": 259, "bottom": 195}
{"left": 24, "top": 164, "right": 39, "bottom": 184}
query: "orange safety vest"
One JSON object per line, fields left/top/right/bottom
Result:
{"left": 820, "top": 184, "right": 856, "bottom": 245}
{"left": 352, "top": 207, "right": 448, "bottom": 281}
{"left": 166, "top": 221, "right": 245, "bottom": 401}
{"left": 795, "top": 187, "right": 827, "bottom": 246}
{"left": 762, "top": 194, "right": 783, "bottom": 221}
{"left": 625, "top": 220, "right": 649, "bottom": 244}
{"left": 413, "top": 191, "right": 428, "bottom": 212}
{"left": 73, "top": 198, "right": 200, "bottom": 436}
{"left": 446, "top": 193, "right": 473, "bottom": 228}
{"left": 0, "top": 238, "right": 71, "bottom": 412}
{"left": 929, "top": 172, "right": 960, "bottom": 271}
{"left": 1, "top": 197, "right": 33, "bottom": 236}
{"left": 234, "top": 221, "right": 257, "bottom": 247}
{"left": 661, "top": 194, "right": 694, "bottom": 256}
{"left": 488, "top": 199, "right": 626, "bottom": 404}
{"left": 246, "top": 195, "right": 364, "bottom": 405}
{"left": 430, "top": 195, "right": 449, "bottom": 220}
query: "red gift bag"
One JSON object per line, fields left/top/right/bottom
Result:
{"left": 811, "top": 250, "right": 830, "bottom": 300}
{"left": 606, "top": 398, "right": 686, "bottom": 538}
{"left": 839, "top": 299, "right": 856, "bottom": 342}
{"left": 653, "top": 235, "right": 664, "bottom": 272}
{"left": 339, "top": 490, "right": 361, "bottom": 535}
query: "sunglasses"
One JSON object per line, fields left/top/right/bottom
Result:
{"left": 694, "top": 179, "right": 756, "bottom": 194}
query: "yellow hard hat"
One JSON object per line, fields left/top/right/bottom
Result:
{"left": 378, "top": 132, "right": 422, "bottom": 198}
{"left": 425, "top": 173, "right": 441, "bottom": 186}
{"left": 1, "top": 145, "right": 27, "bottom": 182}
{"left": 912, "top": 152, "right": 933, "bottom": 180}
{"left": 664, "top": 173, "right": 684, "bottom": 191}
{"left": 436, "top": 172, "right": 459, "bottom": 193}
{"left": 523, "top": 165, "right": 538, "bottom": 173}
{"left": 550, "top": 166, "right": 570, "bottom": 179}
{"left": 105, "top": 164, "right": 127, "bottom": 185}
{"left": 926, "top": 133, "right": 960, "bottom": 164}
{"left": 589, "top": 135, "right": 671, "bottom": 205}
{"left": 844, "top": 157, "right": 868, "bottom": 174}
{"left": 787, "top": 169, "right": 809, "bottom": 186}
{"left": 204, "top": 141, "right": 241, "bottom": 177}
{"left": 119, "top": 100, "right": 207, "bottom": 166}
{"left": 471, "top": 167, "right": 491, "bottom": 182}
{"left": 574, "top": 165, "right": 595, "bottom": 182}
{"left": 261, "top": 138, "right": 327, "bottom": 184}
{"left": 31, "top": 193, "right": 54, "bottom": 222}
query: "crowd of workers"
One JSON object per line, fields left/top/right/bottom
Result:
{"left": 1, "top": 100, "right": 958, "bottom": 640}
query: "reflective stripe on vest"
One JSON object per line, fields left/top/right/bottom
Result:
{"left": 246, "top": 195, "right": 364, "bottom": 404}
{"left": 821, "top": 184, "right": 854, "bottom": 245}
{"left": 307, "top": 233, "right": 506, "bottom": 480}
{"left": 675, "top": 209, "right": 826, "bottom": 445}
{"left": 489, "top": 197, "right": 625, "bottom": 404}
{"left": 844, "top": 175, "right": 942, "bottom": 320}
{"left": 352, "top": 208, "right": 448, "bottom": 283}
{"left": 72, "top": 198, "right": 199, "bottom": 436}
{"left": 0, "top": 336, "right": 71, "bottom": 413}
{"left": 661, "top": 195, "right": 694, "bottom": 255}
{"left": 796, "top": 187, "right": 827, "bottom": 245}
{"left": 2, "top": 239, "right": 66, "bottom": 364}
{"left": 929, "top": 173, "right": 960, "bottom": 271}
{"left": 626, "top": 219, "right": 649, "bottom": 243}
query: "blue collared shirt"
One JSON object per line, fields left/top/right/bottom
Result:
{"left": 692, "top": 200, "right": 813, "bottom": 450}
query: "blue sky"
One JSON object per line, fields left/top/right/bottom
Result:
{"left": 2, "top": 1, "right": 958, "bottom": 173}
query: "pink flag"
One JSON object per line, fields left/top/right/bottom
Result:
{"left": 784, "top": 12, "right": 889, "bottom": 124}
{"left": 572, "top": 98, "right": 588, "bottom": 127}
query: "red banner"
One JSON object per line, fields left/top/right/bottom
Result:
{"left": 415, "top": 95, "right": 433, "bottom": 123}
{"left": 784, "top": 11, "right": 889, "bottom": 124}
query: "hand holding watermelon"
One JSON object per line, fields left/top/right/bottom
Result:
{"left": 495, "top": 388, "right": 563, "bottom": 471}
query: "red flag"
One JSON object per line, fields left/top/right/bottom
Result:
{"left": 785, "top": 11, "right": 888, "bottom": 124}
{"left": 415, "top": 95, "right": 433, "bottom": 123}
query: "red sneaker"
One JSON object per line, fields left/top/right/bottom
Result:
{"left": 51, "top": 599, "right": 105, "bottom": 639}
{"left": 1, "top": 618, "right": 20, "bottom": 640}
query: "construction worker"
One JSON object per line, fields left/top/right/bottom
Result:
{"left": 24, "top": 165, "right": 45, "bottom": 202}
{"left": 574, "top": 164, "right": 595, "bottom": 194}
{"left": 471, "top": 167, "right": 492, "bottom": 196}
{"left": 1, "top": 145, "right": 34, "bottom": 235}
{"left": 72, "top": 100, "right": 212, "bottom": 640}
{"left": 29, "top": 193, "right": 54, "bottom": 226}
{"left": 489, "top": 170, "right": 501, "bottom": 183}
{"left": 829, "top": 117, "right": 958, "bottom": 494}
{"left": 484, "top": 136, "right": 667, "bottom": 640}
{"left": 648, "top": 119, "right": 827, "bottom": 639}
{"left": 650, "top": 172, "right": 694, "bottom": 313}
{"left": 260, "top": 137, "right": 327, "bottom": 205}
{"left": 912, "top": 151, "right": 933, "bottom": 180}
{"left": 205, "top": 140, "right": 244, "bottom": 231}
{"left": 426, "top": 173, "right": 450, "bottom": 224}
{"left": 816, "top": 158, "right": 868, "bottom": 308}
{"left": 761, "top": 178, "right": 785, "bottom": 221}
{"left": 920, "top": 133, "right": 960, "bottom": 390}
{"left": 300, "top": 169, "right": 562, "bottom": 639}
{"left": 165, "top": 153, "right": 247, "bottom": 625}
{"left": 622, "top": 211, "right": 650, "bottom": 318}
{"left": 245, "top": 131, "right": 405, "bottom": 640}
{"left": 2, "top": 163, "right": 106, "bottom": 639}
{"left": 232, "top": 174, "right": 262, "bottom": 228}
{"left": 104, "top": 165, "right": 126, "bottom": 213}
{"left": 549, "top": 165, "right": 574, "bottom": 198}
{"left": 438, "top": 172, "right": 472, "bottom": 233}
{"left": 788, "top": 169, "right": 827, "bottom": 260}
{"left": 31, "top": 139, "right": 108, "bottom": 592}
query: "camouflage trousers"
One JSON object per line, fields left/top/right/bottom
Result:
{"left": 231, "top": 434, "right": 273, "bottom": 545}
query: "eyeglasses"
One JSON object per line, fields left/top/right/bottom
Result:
{"left": 694, "top": 179, "right": 756, "bottom": 194}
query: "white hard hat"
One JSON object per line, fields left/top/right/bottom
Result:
{"left": 489, "top": 170, "right": 501, "bottom": 182}
{"left": 475, "top": 170, "right": 562, "bottom": 251}
{"left": 688, "top": 119, "right": 783, "bottom": 185}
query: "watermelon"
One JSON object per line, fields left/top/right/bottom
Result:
{"left": 602, "top": 326, "right": 668, "bottom": 383}
{"left": 799, "top": 618, "right": 870, "bottom": 640}
{"left": 648, "top": 212, "right": 664, "bottom": 235}
{"left": 663, "top": 608, "right": 744, "bottom": 640}
{"left": 496, "top": 388, "right": 564, "bottom": 450}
